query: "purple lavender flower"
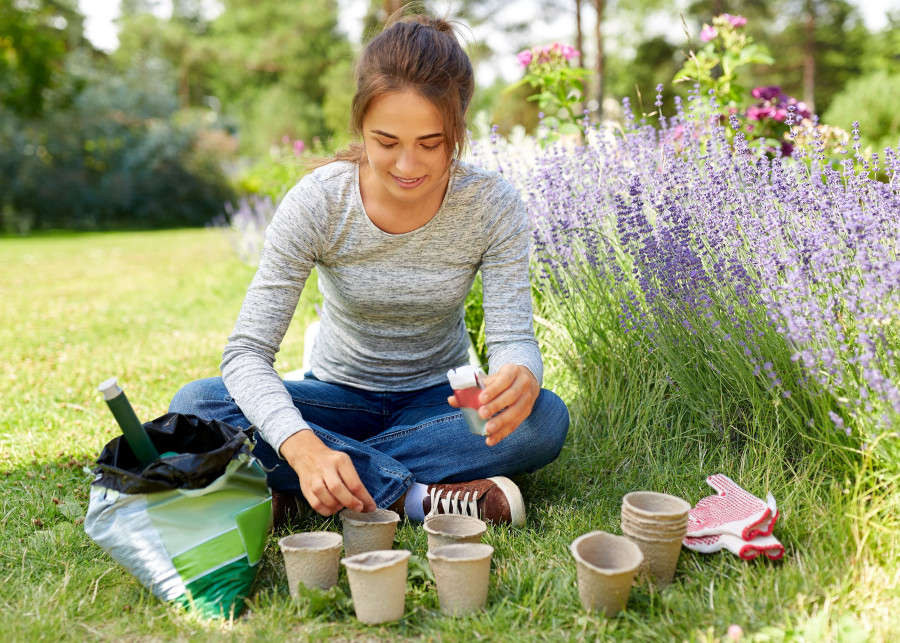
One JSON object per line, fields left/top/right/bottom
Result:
{"left": 481, "top": 86, "right": 899, "bottom": 444}
{"left": 209, "top": 194, "right": 277, "bottom": 266}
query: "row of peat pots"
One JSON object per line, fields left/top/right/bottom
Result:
{"left": 280, "top": 492, "right": 691, "bottom": 624}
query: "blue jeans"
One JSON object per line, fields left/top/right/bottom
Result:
{"left": 168, "top": 374, "right": 569, "bottom": 509}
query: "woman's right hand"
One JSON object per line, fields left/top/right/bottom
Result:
{"left": 279, "top": 430, "right": 376, "bottom": 516}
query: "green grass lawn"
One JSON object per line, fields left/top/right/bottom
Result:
{"left": 1, "top": 229, "right": 897, "bottom": 641}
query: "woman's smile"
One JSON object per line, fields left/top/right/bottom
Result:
{"left": 391, "top": 174, "right": 427, "bottom": 189}
{"left": 359, "top": 89, "right": 452, "bottom": 227}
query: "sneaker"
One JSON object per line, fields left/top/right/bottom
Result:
{"left": 424, "top": 476, "right": 526, "bottom": 527}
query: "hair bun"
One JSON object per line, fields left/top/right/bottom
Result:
{"left": 400, "top": 13, "right": 454, "bottom": 34}
{"left": 429, "top": 18, "right": 455, "bottom": 33}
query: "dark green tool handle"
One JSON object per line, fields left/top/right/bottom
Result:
{"left": 99, "top": 379, "right": 160, "bottom": 466}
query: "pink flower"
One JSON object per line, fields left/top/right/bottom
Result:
{"left": 700, "top": 24, "right": 718, "bottom": 42}
{"left": 790, "top": 99, "right": 812, "bottom": 120}
{"left": 559, "top": 44, "right": 579, "bottom": 61}
{"left": 517, "top": 49, "right": 533, "bottom": 68}
{"left": 539, "top": 44, "right": 554, "bottom": 62}
{"left": 293, "top": 140, "right": 305, "bottom": 155}
{"left": 665, "top": 124, "right": 685, "bottom": 143}
{"left": 751, "top": 85, "right": 783, "bottom": 101}
{"left": 746, "top": 105, "right": 773, "bottom": 121}
{"left": 723, "top": 13, "right": 747, "bottom": 28}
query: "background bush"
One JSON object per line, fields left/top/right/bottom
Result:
{"left": 823, "top": 71, "right": 900, "bottom": 153}
{"left": 0, "top": 52, "right": 234, "bottom": 233}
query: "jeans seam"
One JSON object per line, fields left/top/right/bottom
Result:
{"left": 364, "top": 413, "right": 460, "bottom": 446}
{"left": 290, "top": 398, "right": 378, "bottom": 412}
{"left": 315, "top": 431, "right": 408, "bottom": 479}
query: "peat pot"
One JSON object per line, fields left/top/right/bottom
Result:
{"left": 339, "top": 507, "right": 400, "bottom": 557}
{"left": 423, "top": 514, "right": 487, "bottom": 550}
{"left": 342, "top": 549, "right": 411, "bottom": 624}
{"left": 570, "top": 530, "right": 644, "bottom": 616}
{"left": 279, "top": 531, "right": 343, "bottom": 595}
{"left": 427, "top": 543, "right": 494, "bottom": 616}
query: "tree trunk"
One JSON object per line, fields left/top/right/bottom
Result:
{"left": 575, "top": 0, "right": 584, "bottom": 68}
{"left": 593, "top": 0, "right": 605, "bottom": 116}
{"left": 803, "top": 0, "right": 816, "bottom": 114}
{"left": 712, "top": 0, "right": 724, "bottom": 16}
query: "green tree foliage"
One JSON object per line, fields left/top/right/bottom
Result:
{"left": 114, "top": 11, "right": 215, "bottom": 109}
{"left": 764, "top": 0, "right": 868, "bottom": 115}
{"left": 859, "top": 10, "right": 900, "bottom": 75}
{"left": 0, "top": 49, "right": 233, "bottom": 232}
{"left": 823, "top": 70, "right": 900, "bottom": 152}
{"left": 204, "top": 0, "right": 352, "bottom": 154}
{"left": 606, "top": 36, "right": 682, "bottom": 117}
{"left": 0, "top": 0, "right": 85, "bottom": 117}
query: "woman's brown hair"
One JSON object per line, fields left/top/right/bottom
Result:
{"left": 321, "top": 13, "right": 475, "bottom": 167}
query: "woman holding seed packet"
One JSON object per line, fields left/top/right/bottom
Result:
{"left": 169, "top": 12, "right": 569, "bottom": 529}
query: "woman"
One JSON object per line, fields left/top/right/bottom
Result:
{"left": 169, "top": 14, "right": 569, "bottom": 528}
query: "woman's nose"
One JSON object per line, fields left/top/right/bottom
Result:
{"left": 395, "top": 148, "right": 417, "bottom": 174}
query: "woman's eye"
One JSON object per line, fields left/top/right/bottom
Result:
{"left": 422, "top": 142, "right": 442, "bottom": 151}
{"left": 375, "top": 140, "right": 396, "bottom": 149}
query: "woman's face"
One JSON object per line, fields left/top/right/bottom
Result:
{"left": 361, "top": 89, "right": 453, "bottom": 210}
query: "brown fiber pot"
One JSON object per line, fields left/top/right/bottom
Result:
{"left": 279, "top": 531, "right": 343, "bottom": 595}
{"left": 570, "top": 531, "right": 644, "bottom": 616}
{"left": 342, "top": 549, "right": 411, "bottom": 624}
{"left": 339, "top": 508, "right": 400, "bottom": 557}
{"left": 621, "top": 491, "right": 691, "bottom": 521}
{"left": 423, "top": 514, "right": 487, "bottom": 550}
{"left": 621, "top": 524, "right": 684, "bottom": 590}
{"left": 427, "top": 543, "right": 494, "bottom": 616}
{"left": 620, "top": 513, "right": 688, "bottom": 538}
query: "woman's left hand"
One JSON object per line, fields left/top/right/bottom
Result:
{"left": 448, "top": 363, "right": 540, "bottom": 447}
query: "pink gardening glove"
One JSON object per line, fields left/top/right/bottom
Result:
{"left": 686, "top": 474, "right": 779, "bottom": 541}
{"left": 683, "top": 532, "right": 785, "bottom": 561}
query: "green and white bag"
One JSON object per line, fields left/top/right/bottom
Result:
{"left": 85, "top": 413, "right": 272, "bottom": 618}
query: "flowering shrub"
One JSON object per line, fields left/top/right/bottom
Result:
{"left": 507, "top": 43, "right": 591, "bottom": 137}
{"left": 740, "top": 85, "right": 811, "bottom": 156}
{"left": 675, "top": 14, "right": 773, "bottom": 107}
{"left": 473, "top": 87, "right": 900, "bottom": 464}
{"left": 233, "top": 135, "right": 315, "bottom": 201}
{"left": 208, "top": 194, "right": 277, "bottom": 266}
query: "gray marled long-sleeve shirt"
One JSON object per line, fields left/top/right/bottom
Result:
{"left": 221, "top": 160, "right": 542, "bottom": 454}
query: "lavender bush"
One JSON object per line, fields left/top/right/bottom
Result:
{"left": 208, "top": 194, "right": 277, "bottom": 266}
{"left": 473, "top": 86, "right": 900, "bottom": 467}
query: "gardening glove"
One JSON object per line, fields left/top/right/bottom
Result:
{"left": 683, "top": 532, "right": 785, "bottom": 561}
{"left": 686, "top": 474, "right": 779, "bottom": 541}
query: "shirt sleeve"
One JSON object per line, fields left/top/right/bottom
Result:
{"left": 220, "top": 177, "right": 327, "bottom": 456}
{"left": 479, "top": 176, "right": 543, "bottom": 385}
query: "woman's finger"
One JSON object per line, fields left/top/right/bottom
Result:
{"left": 485, "top": 397, "right": 529, "bottom": 441}
{"left": 305, "top": 478, "right": 342, "bottom": 515}
{"left": 332, "top": 457, "right": 376, "bottom": 512}
{"left": 480, "top": 370, "right": 529, "bottom": 418}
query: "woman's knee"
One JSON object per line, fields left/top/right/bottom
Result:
{"left": 168, "top": 377, "right": 231, "bottom": 415}
{"left": 516, "top": 388, "right": 569, "bottom": 470}
{"left": 538, "top": 388, "right": 570, "bottom": 454}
